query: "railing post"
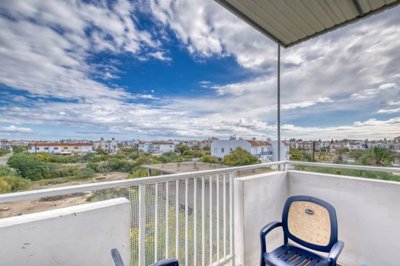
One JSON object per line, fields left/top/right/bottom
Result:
{"left": 138, "top": 184, "right": 146, "bottom": 266}
{"left": 230, "top": 172, "right": 235, "bottom": 266}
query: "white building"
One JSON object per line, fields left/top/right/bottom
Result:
{"left": 211, "top": 139, "right": 288, "bottom": 162}
{"left": 28, "top": 142, "right": 93, "bottom": 155}
{"left": 0, "top": 139, "right": 11, "bottom": 150}
{"left": 93, "top": 138, "right": 119, "bottom": 154}
{"left": 138, "top": 141, "right": 175, "bottom": 154}
{"left": 346, "top": 141, "right": 366, "bottom": 151}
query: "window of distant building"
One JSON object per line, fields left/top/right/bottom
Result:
{"left": 221, "top": 148, "right": 224, "bottom": 153}
{"left": 44, "top": 147, "right": 49, "bottom": 150}
{"left": 74, "top": 147, "right": 79, "bottom": 149}
{"left": 63, "top": 147, "right": 68, "bottom": 149}
{"left": 54, "top": 147, "right": 59, "bottom": 150}
{"left": 36, "top": 147, "right": 39, "bottom": 150}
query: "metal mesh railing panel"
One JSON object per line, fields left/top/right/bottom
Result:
{"left": 128, "top": 174, "right": 233, "bottom": 266}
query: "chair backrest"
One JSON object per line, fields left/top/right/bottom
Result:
{"left": 282, "top": 195, "right": 338, "bottom": 252}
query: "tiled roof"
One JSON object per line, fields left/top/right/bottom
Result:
{"left": 247, "top": 140, "right": 271, "bottom": 147}
{"left": 31, "top": 142, "right": 92, "bottom": 147}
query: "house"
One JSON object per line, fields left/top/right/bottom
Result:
{"left": 28, "top": 142, "right": 93, "bottom": 155}
{"left": 346, "top": 141, "right": 366, "bottom": 151}
{"left": 0, "top": 139, "right": 11, "bottom": 150}
{"left": 138, "top": 141, "right": 175, "bottom": 154}
{"left": 211, "top": 139, "right": 288, "bottom": 162}
{"left": 93, "top": 138, "right": 119, "bottom": 154}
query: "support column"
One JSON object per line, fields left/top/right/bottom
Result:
{"left": 277, "top": 44, "right": 281, "bottom": 162}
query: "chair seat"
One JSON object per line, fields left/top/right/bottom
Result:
{"left": 263, "top": 244, "right": 330, "bottom": 266}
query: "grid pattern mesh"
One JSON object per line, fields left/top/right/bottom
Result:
{"left": 128, "top": 174, "right": 233, "bottom": 266}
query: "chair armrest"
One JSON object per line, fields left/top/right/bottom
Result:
{"left": 111, "top": 248, "right": 125, "bottom": 266}
{"left": 260, "top": 221, "right": 282, "bottom": 255}
{"left": 328, "top": 241, "right": 344, "bottom": 264}
{"left": 150, "top": 258, "right": 179, "bottom": 266}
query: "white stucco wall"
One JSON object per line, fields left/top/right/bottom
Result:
{"left": 0, "top": 198, "right": 131, "bottom": 266}
{"left": 235, "top": 170, "right": 400, "bottom": 266}
{"left": 211, "top": 140, "right": 251, "bottom": 158}
{"left": 288, "top": 171, "right": 400, "bottom": 266}
{"left": 234, "top": 171, "right": 288, "bottom": 266}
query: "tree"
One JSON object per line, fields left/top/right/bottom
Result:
{"left": 289, "top": 148, "right": 302, "bottom": 161}
{"left": 223, "top": 147, "right": 259, "bottom": 166}
{"left": 12, "top": 145, "right": 26, "bottom": 154}
{"left": 201, "top": 154, "right": 220, "bottom": 164}
{"left": 7, "top": 153, "right": 49, "bottom": 180}
{"left": 176, "top": 144, "right": 190, "bottom": 155}
{"left": 95, "top": 147, "right": 108, "bottom": 156}
{"left": 360, "top": 147, "right": 394, "bottom": 166}
{"left": 0, "top": 149, "right": 10, "bottom": 156}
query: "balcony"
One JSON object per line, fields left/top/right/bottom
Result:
{"left": 0, "top": 161, "right": 399, "bottom": 266}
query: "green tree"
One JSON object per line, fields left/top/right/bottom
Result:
{"left": 12, "top": 145, "right": 26, "bottom": 154}
{"left": 201, "top": 154, "right": 220, "bottom": 164}
{"left": 223, "top": 147, "right": 259, "bottom": 166}
{"left": 289, "top": 148, "right": 302, "bottom": 161}
{"left": 0, "top": 148, "right": 10, "bottom": 156}
{"left": 176, "top": 144, "right": 190, "bottom": 155}
{"left": 95, "top": 147, "right": 108, "bottom": 156}
{"left": 7, "top": 153, "right": 49, "bottom": 180}
{"left": 360, "top": 147, "right": 394, "bottom": 166}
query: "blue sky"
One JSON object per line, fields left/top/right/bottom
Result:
{"left": 0, "top": 0, "right": 399, "bottom": 141}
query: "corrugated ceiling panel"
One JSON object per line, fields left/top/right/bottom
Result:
{"left": 217, "top": 0, "right": 400, "bottom": 47}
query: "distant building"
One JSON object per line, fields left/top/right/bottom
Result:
{"left": 0, "top": 139, "right": 12, "bottom": 150}
{"left": 28, "top": 142, "right": 93, "bottom": 155}
{"left": 346, "top": 141, "right": 366, "bottom": 151}
{"left": 138, "top": 141, "right": 175, "bottom": 154}
{"left": 120, "top": 139, "right": 137, "bottom": 147}
{"left": 93, "top": 138, "right": 119, "bottom": 154}
{"left": 211, "top": 139, "right": 288, "bottom": 162}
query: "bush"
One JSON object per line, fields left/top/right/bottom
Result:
{"left": 11, "top": 145, "right": 26, "bottom": 154}
{"left": 0, "top": 148, "right": 10, "bottom": 156}
{"left": 0, "top": 176, "right": 29, "bottom": 193}
{"left": 46, "top": 165, "right": 81, "bottom": 179}
{"left": 77, "top": 167, "right": 96, "bottom": 179}
{"left": 128, "top": 167, "right": 149, "bottom": 178}
{"left": 201, "top": 154, "right": 220, "bottom": 164}
{"left": 223, "top": 147, "right": 259, "bottom": 166}
{"left": 8, "top": 153, "right": 49, "bottom": 180}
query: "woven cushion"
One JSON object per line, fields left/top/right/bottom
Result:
{"left": 287, "top": 201, "right": 331, "bottom": 246}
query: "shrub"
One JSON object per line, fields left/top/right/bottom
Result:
{"left": 223, "top": 147, "right": 259, "bottom": 166}
{"left": 76, "top": 167, "right": 96, "bottom": 179}
{"left": 0, "top": 176, "right": 29, "bottom": 193}
{"left": 201, "top": 154, "right": 220, "bottom": 164}
{"left": 8, "top": 153, "right": 49, "bottom": 180}
{"left": 0, "top": 148, "right": 10, "bottom": 156}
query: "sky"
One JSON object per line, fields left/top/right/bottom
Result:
{"left": 0, "top": 0, "right": 399, "bottom": 141}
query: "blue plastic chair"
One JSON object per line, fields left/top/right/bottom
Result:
{"left": 260, "top": 195, "right": 344, "bottom": 266}
{"left": 111, "top": 248, "right": 179, "bottom": 266}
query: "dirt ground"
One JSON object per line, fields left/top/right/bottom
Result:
{"left": 0, "top": 172, "right": 129, "bottom": 218}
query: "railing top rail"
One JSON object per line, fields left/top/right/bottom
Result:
{"left": 1, "top": 160, "right": 398, "bottom": 204}
{"left": 288, "top": 161, "right": 400, "bottom": 173}
{"left": 0, "top": 161, "right": 287, "bottom": 204}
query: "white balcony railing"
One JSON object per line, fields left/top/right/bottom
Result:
{"left": 0, "top": 161, "right": 286, "bottom": 266}
{"left": 0, "top": 161, "right": 399, "bottom": 266}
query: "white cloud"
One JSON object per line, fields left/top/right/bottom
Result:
{"left": 1, "top": 1, "right": 400, "bottom": 141}
{"left": 377, "top": 107, "right": 400, "bottom": 114}
{"left": 280, "top": 117, "right": 400, "bottom": 140}
{"left": 351, "top": 83, "right": 397, "bottom": 100}
{"left": 0, "top": 125, "right": 32, "bottom": 133}
{"left": 0, "top": 0, "right": 164, "bottom": 101}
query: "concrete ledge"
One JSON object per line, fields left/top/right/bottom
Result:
{"left": 0, "top": 198, "right": 131, "bottom": 266}
{"left": 234, "top": 171, "right": 288, "bottom": 266}
{"left": 288, "top": 171, "right": 400, "bottom": 266}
